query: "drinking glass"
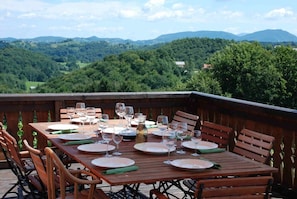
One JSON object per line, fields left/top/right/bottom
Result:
{"left": 76, "top": 103, "right": 87, "bottom": 133}
{"left": 86, "top": 107, "right": 96, "bottom": 125}
{"left": 191, "top": 130, "right": 202, "bottom": 156}
{"left": 66, "top": 107, "right": 75, "bottom": 120}
{"left": 162, "top": 131, "right": 176, "bottom": 164}
{"left": 115, "top": 102, "right": 126, "bottom": 126}
{"left": 124, "top": 106, "right": 134, "bottom": 129}
{"left": 112, "top": 131, "right": 123, "bottom": 156}
{"left": 97, "top": 114, "right": 109, "bottom": 143}
{"left": 157, "top": 115, "right": 169, "bottom": 132}
{"left": 101, "top": 131, "right": 113, "bottom": 157}
{"left": 176, "top": 122, "right": 188, "bottom": 154}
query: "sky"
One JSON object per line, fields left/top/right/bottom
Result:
{"left": 1, "top": 0, "right": 297, "bottom": 40}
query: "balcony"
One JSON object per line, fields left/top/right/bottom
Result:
{"left": 0, "top": 91, "right": 296, "bottom": 197}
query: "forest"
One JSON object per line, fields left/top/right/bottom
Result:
{"left": 1, "top": 38, "right": 297, "bottom": 109}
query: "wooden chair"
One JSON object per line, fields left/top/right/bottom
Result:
{"left": 0, "top": 123, "right": 42, "bottom": 198}
{"left": 201, "top": 121, "right": 233, "bottom": 150}
{"left": 150, "top": 176, "right": 273, "bottom": 199}
{"left": 44, "top": 147, "right": 109, "bottom": 199}
{"left": 182, "top": 121, "right": 233, "bottom": 193}
{"left": 233, "top": 128, "right": 275, "bottom": 164}
{"left": 172, "top": 110, "right": 199, "bottom": 132}
{"left": 60, "top": 107, "right": 102, "bottom": 121}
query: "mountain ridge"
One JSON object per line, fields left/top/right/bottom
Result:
{"left": 1, "top": 29, "right": 297, "bottom": 44}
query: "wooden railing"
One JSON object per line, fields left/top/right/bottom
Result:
{"left": 0, "top": 91, "right": 296, "bottom": 194}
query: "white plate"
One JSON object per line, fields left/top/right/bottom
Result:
{"left": 71, "top": 118, "right": 99, "bottom": 124}
{"left": 103, "top": 127, "right": 126, "bottom": 133}
{"left": 134, "top": 142, "right": 175, "bottom": 154}
{"left": 91, "top": 157, "right": 135, "bottom": 168}
{"left": 58, "top": 133, "right": 92, "bottom": 140}
{"left": 152, "top": 130, "right": 174, "bottom": 137}
{"left": 182, "top": 141, "right": 218, "bottom": 150}
{"left": 77, "top": 143, "right": 115, "bottom": 153}
{"left": 170, "top": 159, "right": 214, "bottom": 170}
{"left": 131, "top": 120, "right": 155, "bottom": 126}
{"left": 48, "top": 124, "right": 79, "bottom": 131}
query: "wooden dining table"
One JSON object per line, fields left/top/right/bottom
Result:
{"left": 29, "top": 121, "right": 278, "bottom": 190}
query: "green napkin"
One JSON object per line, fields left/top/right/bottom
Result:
{"left": 50, "top": 129, "right": 78, "bottom": 134}
{"left": 103, "top": 165, "right": 139, "bottom": 175}
{"left": 146, "top": 124, "right": 158, "bottom": 129}
{"left": 63, "top": 139, "right": 94, "bottom": 145}
{"left": 198, "top": 148, "right": 226, "bottom": 154}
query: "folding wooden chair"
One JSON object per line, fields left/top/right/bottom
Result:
{"left": 60, "top": 107, "right": 102, "bottom": 121}
{"left": 150, "top": 176, "right": 273, "bottom": 199}
{"left": 201, "top": 121, "right": 233, "bottom": 150}
{"left": 172, "top": 110, "right": 199, "bottom": 132}
{"left": 44, "top": 147, "right": 109, "bottom": 199}
{"left": 233, "top": 128, "right": 275, "bottom": 164}
{"left": 0, "top": 123, "right": 41, "bottom": 198}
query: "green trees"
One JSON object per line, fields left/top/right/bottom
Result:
{"left": 209, "top": 42, "right": 296, "bottom": 108}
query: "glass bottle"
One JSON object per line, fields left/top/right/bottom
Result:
{"left": 135, "top": 115, "right": 148, "bottom": 143}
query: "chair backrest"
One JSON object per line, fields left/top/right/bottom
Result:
{"left": 201, "top": 121, "right": 233, "bottom": 150}
{"left": 1, "top": 127, "right": 28, "bottom": 172}
{"left": 23, "top": 140, "right": 48, "bottom": 189}
{"left": 195, "top": 176, "right": 273, "bottom": 199}
{"left": 60, "top": 107, "right": 102, "bottom": 121}
{"left": 172, "top": 110, "right": 199, "bottom": 132}
{"left": 233, "top": 128, "right": 275, "bottom": 164}
{"left": 44, "top": 147, "right": 107, "bottom": 199}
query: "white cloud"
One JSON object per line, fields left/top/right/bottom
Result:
{"left": 144, "top": 0, "right": 165, "bottom": 10}
{"left": 265, "top": 8, "right": 294, "bottom": 19}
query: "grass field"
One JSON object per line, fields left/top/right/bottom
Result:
{"left": 25, "top": 81, "right": 44, "bottom": 92}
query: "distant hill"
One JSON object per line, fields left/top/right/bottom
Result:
{"left": 1, "top": 29, "right": 297, "bottom": 44}
{"left": 153, "top": 29, "right": 297, "bottom": 43}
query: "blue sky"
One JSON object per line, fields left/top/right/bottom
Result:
{"left": 1, "top": 0, "right": 296, "bottom": 40}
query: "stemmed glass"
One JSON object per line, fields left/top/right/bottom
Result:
{"left": 162, "top": 131, "right": 176, "bottom": 164}
{"left": 115, "top": 102, "right": 126, "bottom": 126}
{"left": 112, "top": 130, "right": 123, "bottom": 156}
{"left": 191, "top": 130, "right": 202, "bottom": 156}
{"left": 97, "top": 114, "right": 109, "bottom": 143}
{"left": 86, "top": 107, "right": 96, "bottom": 124}
{"left": 101, "top": 131, "right": 113, "bottom": 157}
{"left": 176, "top": 122, "right": 188, "bottom": 154}
{"left": 66, "top": 107, "right": 75, "bottom": 120}
{"left": 124, "top": 106, "right": 134, "bottom": 130}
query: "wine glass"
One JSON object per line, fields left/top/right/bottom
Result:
{"left": 66, "top": 107, "right": 75, "bottom": 120}
{"left": 162, "top": 131, "right": 176, "bottom": 164}
{"left": 112, "top": 130, "right": 123, "bottom": 156}
{"left": 124, "top": 106, "right": 134, "bottom": 129}
{"left": 176, "top": 122, "right": 188, "bottom": 154}
{"left": 101, "top": 131, "right": 113, "bottom": 157}
{"left": 97, "top": 114, "right": 109, "bottom": 143}
{"left": 191, "top": 130, "right": 202, "bottom": 156}
{"left": 115, "top": 102, "right": 126, "bottom": 126}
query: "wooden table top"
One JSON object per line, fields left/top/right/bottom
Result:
{"left": 30, "top": 121, "right": 278, "bottom": 186}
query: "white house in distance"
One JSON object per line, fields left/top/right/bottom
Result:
{"left": 175, "top": 61, "right": 185, "bottom": 68}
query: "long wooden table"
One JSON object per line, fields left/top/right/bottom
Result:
{"left": 29, "top": 121, "right": 278, "bottom": 187}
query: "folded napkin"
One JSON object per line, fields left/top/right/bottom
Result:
{"left": 198, "top": 148, "right": 226, "bottom": 154}
{"left": 63, "top": 139, "right": 94, "bottom": 145}
{"left": 50, "top": 129, "right": 78, "bottom": 134}
{"left": 103, "top": 165, "right": 139, "bottom": 175}
{"left": 146, "top": 124, "right": 158, "bottom": 129}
